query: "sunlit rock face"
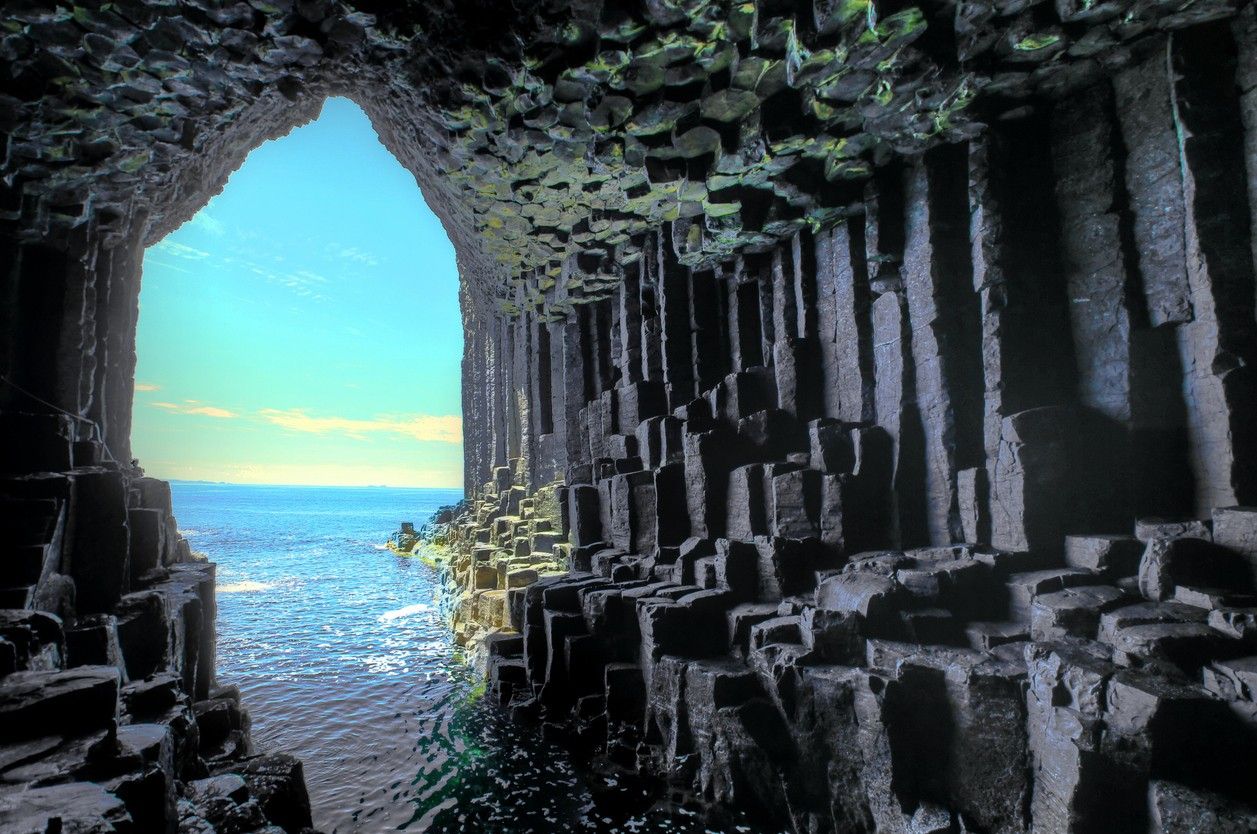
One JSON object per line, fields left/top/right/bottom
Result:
{"left": 4, "top": 0, "right": 1257, "bottom": 831}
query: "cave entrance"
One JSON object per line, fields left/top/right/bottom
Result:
{"left": 131, "top": 96, "right": 464, "bottom": 490}
{"left": 129, "top": 96, "right": 473, "bottom": 829}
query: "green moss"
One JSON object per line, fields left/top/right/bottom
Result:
{"left": 727, "top": 2, "right": 757, "bottom": 42}
{"left": 1013, "top": 33, "right": 1062, "bottom": 51}
{"left": 860, "top": 6, "right": 926, "bottom": 46}
{"left": 871, "top": 77, "right": 894, "bottom": 106}
{"left": 395, "top": 0, "right": 994, "bottom": 316}
{"left": 602, "top": 18, "right": 647, "bottom": 43}
{"left": 808, "top": 96, "right": 839, "bottom": 121}
{"left": 824, "top": 156, "right": 872, "bottom": 181}
{"left": 768, "top": 135, "right": 810, "bottom": 157}
{"left": 673, "top": 126, "right": 722, "bottom": 158}
{"left": 625, "top": 100, "right": 693, "bottom": 137}
{"left": 587, "top": 50, "right": 630, "bottom": 76}
{"left": 558, "top": 21, "right": 589, "bottom": 46}
{"left": 117, "top": 150, "right": 150, "bottom": 173}
{"left": 694, "top": 41, "right": 736, "bottom": 73}
{"left": 844, "top": 0, "right": 873, "bottom": 26}
{"left": 702, "top": 198, "right": 742, "bottom": 218}
{"left": 700, "top": 89, "right": 759, "bottom": 123}
{"left": 679, "top": 180, "right": 708, "bottom": 202}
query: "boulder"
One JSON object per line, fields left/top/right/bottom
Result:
{"left": 234, "top": 753, "right": 314, "bottom": 833}
{"left": 1138, "top": 538, "right": 1252, "bottom": 602}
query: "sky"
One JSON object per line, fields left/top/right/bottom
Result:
{"left": 133, "top": 97, "right": 465, "bottom": 489}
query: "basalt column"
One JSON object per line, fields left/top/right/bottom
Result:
{"left": 451, "top": 23, "right": 1257, "bottom": 834}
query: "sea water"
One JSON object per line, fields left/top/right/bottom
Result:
{"left": 171, "top": 482, "right": 778, "bottom": 834}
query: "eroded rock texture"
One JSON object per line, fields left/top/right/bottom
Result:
{"left": 3, "top": 0, "right": 1257, "bottom": 830}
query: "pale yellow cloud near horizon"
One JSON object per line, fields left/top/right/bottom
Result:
{"left": 141, "top": 459, "right": 463, "bottom": 489}
{"left": 135, "top": 382, "right": 161, "bottom": 392}
{"left": 144, "top": 399, "right": 462, "bottom": 444}
{"left": 152, "top": 401, "right": 238, "bottom": 418}
{"left": 259, "top": 408, "right": 462, "bottom": 444}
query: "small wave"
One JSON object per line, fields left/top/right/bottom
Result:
{"left": 379, "top": 602, "right": 432, "bottom": 621}
{"left": 177, "top": 529, "right": 199, "bottom": 536}
{"left": 219, "top": 580, "right": 274, "bottom": 593}
{"left": 373, "top": 544, "right": 389, "bottom": 551}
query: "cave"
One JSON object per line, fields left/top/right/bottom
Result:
{"left": 2, "top": 0, "right": 1257, "bottom": 832}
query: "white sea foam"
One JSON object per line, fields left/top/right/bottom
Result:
{"left": 218, "top": 580, "right": 273, "bottom": 593}
{"left": 378, "top": 602, "right": 432, "bottom": 621}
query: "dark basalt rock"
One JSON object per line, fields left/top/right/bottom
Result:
{"left": 232, "top": 753, "right": 315, "bottom": 834}
{"left": 0, "top": 666, "right": 120, "bottom": 742}
{"left": 0, "top": 462, "right": 321, "bottom": 831}
{"left": 0, "top": 781, "right": 134, "bottom": 832}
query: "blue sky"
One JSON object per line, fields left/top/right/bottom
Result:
{"left": 132, "top": 97, "right": 465, "bottom": 488}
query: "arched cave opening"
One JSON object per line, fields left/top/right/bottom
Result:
{"left": 131, "top": 96, "right": 464, "bottom": 491}
{"left": 128, "top": 96, "right": 475, "bottom": 831}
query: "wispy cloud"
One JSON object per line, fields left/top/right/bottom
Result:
{"left": 260, "top": 409, "right": 462, "bottom": 444}
{"left": 330, "top": 245, "right": 381, "bottom": 267}
{"left": 135, "top": 382, "right": 161, "bottom": 392}
{"left": 237, "top": 262, "right": 330, "bottom": 300}
{"left": 150, "top": 221, "right": 384, "bottom": 305}
{"left": 145, "top": 258, "right": 190, "bottom": 274}
{"left": 152, "top": 401, "right": 237, "bottom": 419}
{"left": 191, "top": 211, "right": 225, "bottom": 236}
{"left": 154, "top": 240, "right": 210, "bottom": 260}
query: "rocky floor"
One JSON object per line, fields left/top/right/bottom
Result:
{"left": 410, "top": 480, "right": 571, "bottom": 655}
{"left": 431, "top": 440, "right": 1257, "bottom": 833}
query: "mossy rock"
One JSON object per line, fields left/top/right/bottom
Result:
{"left": 626, "top": 100, "right": 698, "bottom": 137}
{"left": 859, "top": 6, "right": 927, "bottom": 48}
{"left": 815, "top": 0, "right": 873, "bottom": 35}
{"left": 700, "top": 88, "right": 760, "bottom": 123}
{"left": 673, "top": 126, "right": 722, "bottom": 158}
{"left": 702, "top": 197, "right": 742, "bottom": 218}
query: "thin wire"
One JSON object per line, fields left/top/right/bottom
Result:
{"left": 0, "top": 375, "right": 122, "bottom": 466}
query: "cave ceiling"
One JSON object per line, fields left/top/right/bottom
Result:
{"left": 0, "top": 0, "right": 1241, "bottom": 318}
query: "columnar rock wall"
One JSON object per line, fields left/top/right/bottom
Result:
{"left": 450, "top": 21, "right": 1257, "bottom": 832}
{"left": 3, "top": 0, "right": 1257, "bottom": 831}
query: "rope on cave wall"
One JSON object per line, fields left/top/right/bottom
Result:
{"left": 0, "top": 375, "right": 123, "bottom": 467}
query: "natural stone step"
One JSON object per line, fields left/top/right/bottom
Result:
{"left": 0, "top": 781, "right": 132, "bottom": 832}
{"left": 0, "top": 666, "right": 120, "bottom": 742}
